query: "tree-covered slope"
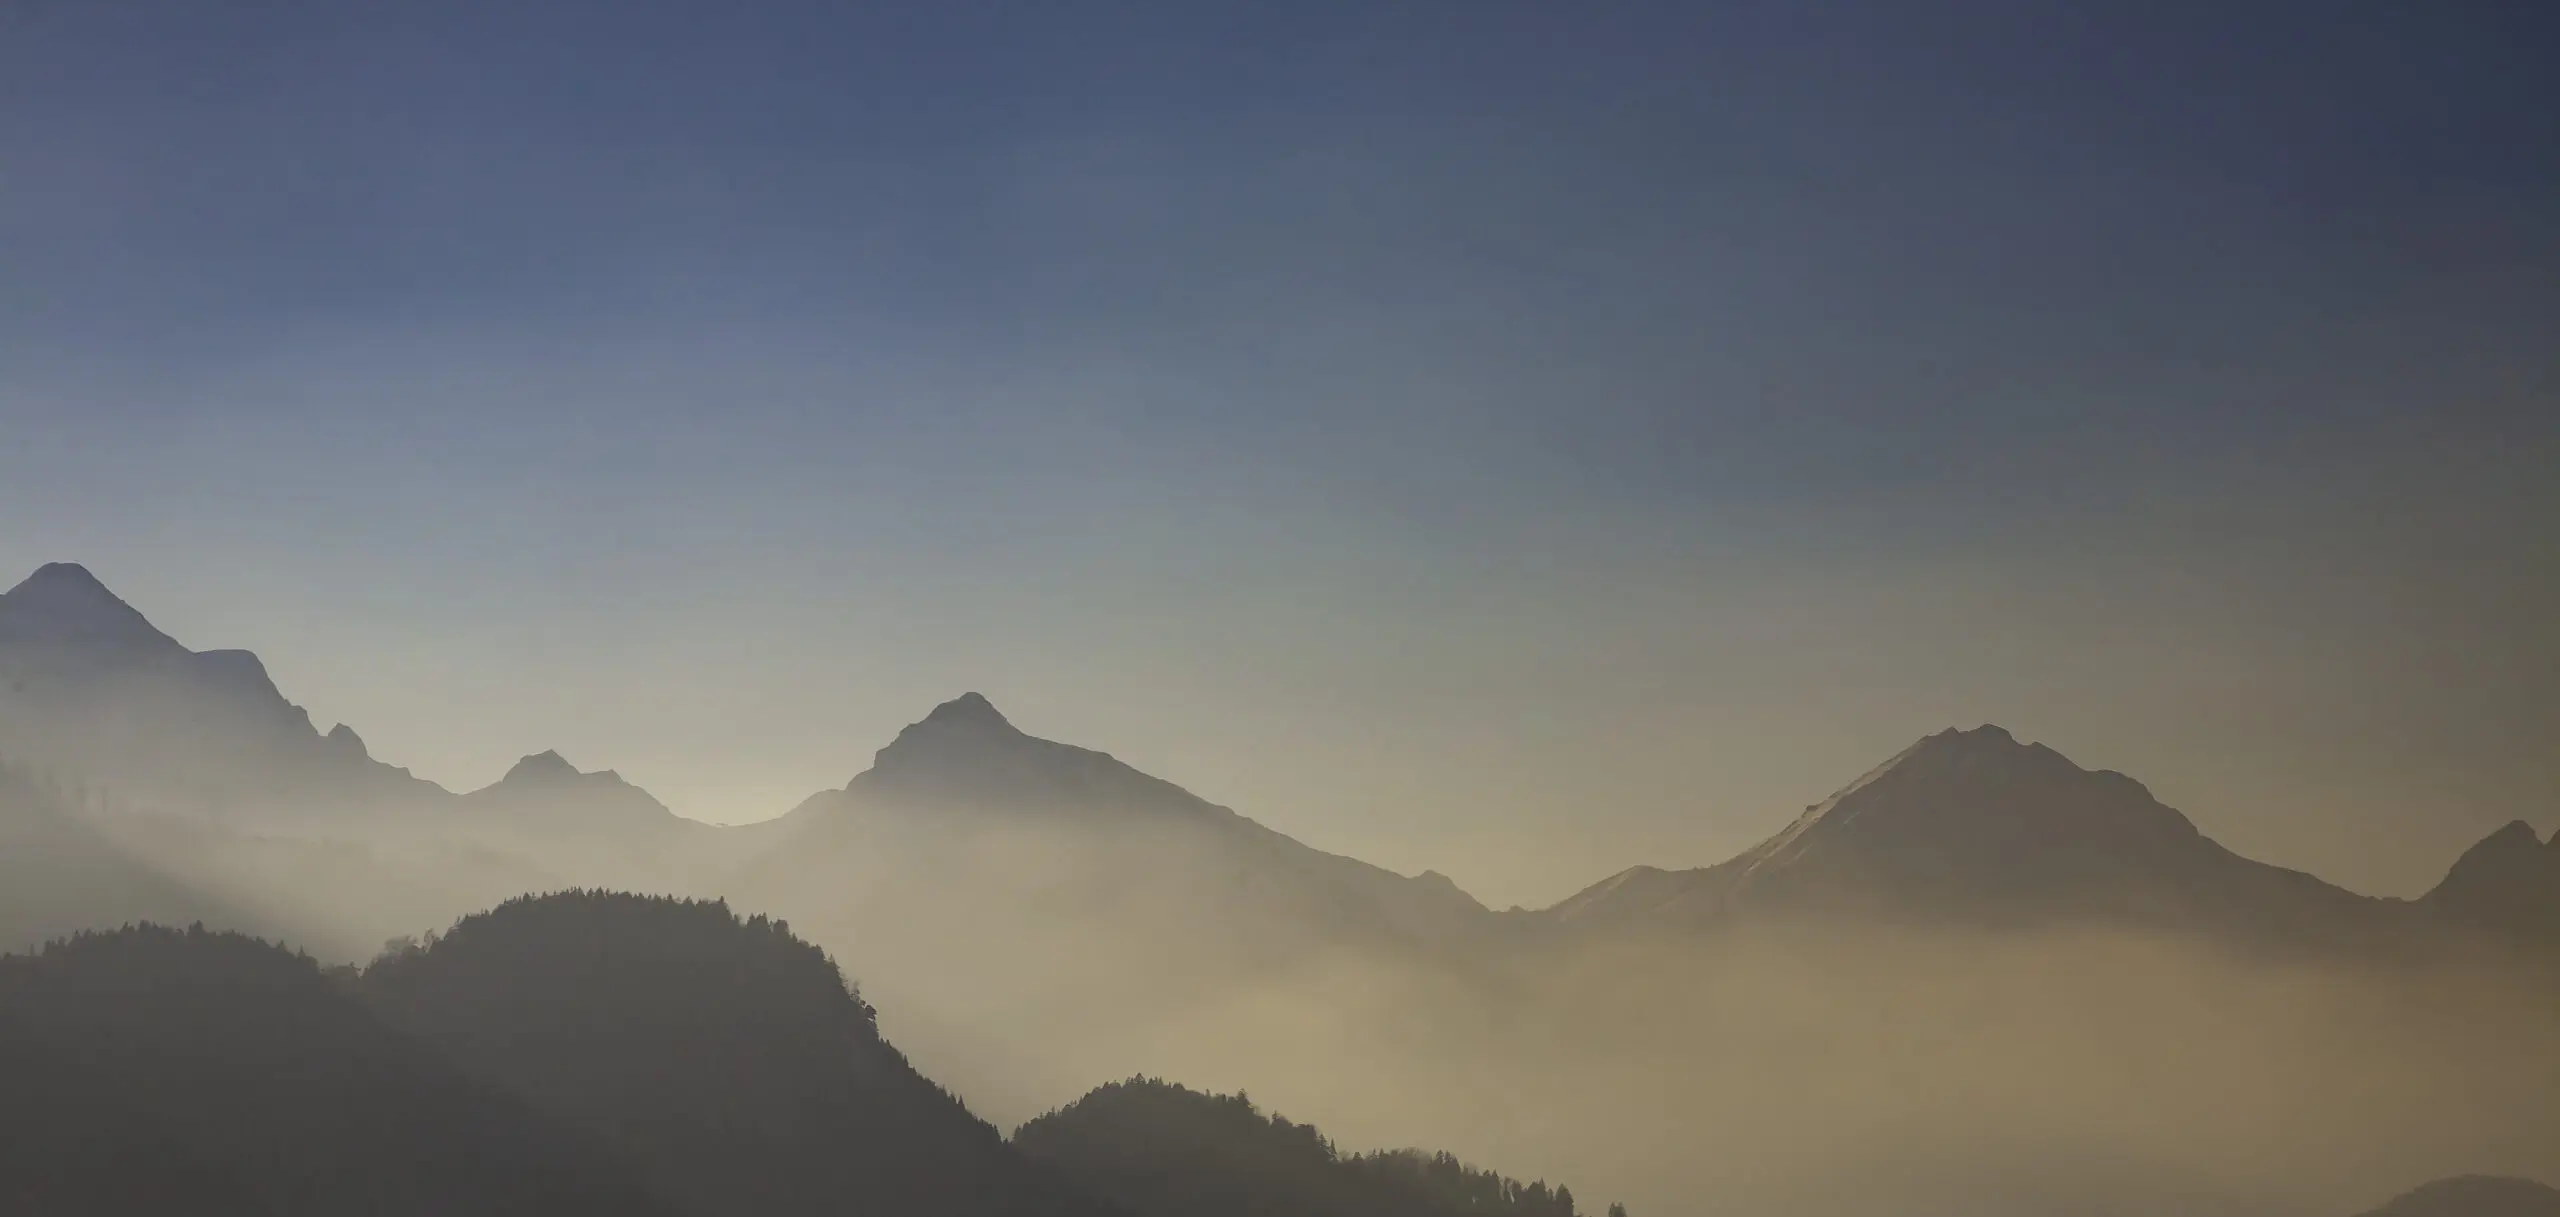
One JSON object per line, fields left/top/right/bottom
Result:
{"left": 1015, "top": 1077, "right": 1618, "bottom": 1217}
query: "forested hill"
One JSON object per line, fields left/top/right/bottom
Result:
{"left": 359, "top": 890, "right": 1114, "bottom": 1217}
{"left": 1014, "top": 1077, "right": 1622, "bottom": 1217}
{"left": 0, "top": 922, "right": 673, "bottom": 1216}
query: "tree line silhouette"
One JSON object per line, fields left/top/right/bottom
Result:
{"left": 0, "top": 887, "right": 1632, "bottom": 1217}
{"left": 1015, "top": 1076, "right": 1625, "bottom": 1217}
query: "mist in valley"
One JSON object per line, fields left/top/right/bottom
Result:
{"left": 7, "top": 2, "right": 2558, "bottom": 1214}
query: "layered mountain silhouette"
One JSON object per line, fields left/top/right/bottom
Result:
{"left": 0, "top": 564, "right": 736, "bottom": 902}
{"left": 1014, "top": 1077, "right": 1613, "bottom": 1217}
{"left": 2, "top": 562, "right": 2555, "bottom": 1217}
{"left": 0, "top": 893, "right": 1136, "bottom": 1217}
{"left": 0, "top": 563, "right": 440, "bottom": 822}
{"left": 9, "top": 561, "right": 2547, "bottom": 963}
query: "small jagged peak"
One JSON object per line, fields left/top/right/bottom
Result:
{"left": 919, "top": 691, "right": 1014, "bottom": 731}
{"left": 1894, "top": 723, "right": 2097, "bottom": 779}
{"left": 1914, "top": 723, "right": 2025, "bottom": 753}
{"left": 502, "top": 749, "right": 582, "bottom": 784}
{"left": 325, "top": 723, "right": 369, "bottom": 757}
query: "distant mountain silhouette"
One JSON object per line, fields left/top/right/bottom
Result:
{"left": 458, "top": 749, "right": 726, "bottom": 883}
{"left": 2354, "top": 1176, "right": 2560, "bottom": 1217}
{"left": 757, "top": 692, "right": 1486, "bottom": 941}
{"left": 1014, "top": 1077, "right": 1615, "bottom": 1217}
{"left": 1547, "top": 725, "right": 2409, "bottom": 947}
{"left": 0, "top": 563, "right": 729, "bottom": 900}
{"left": 0, "top": 922, "right": 674, "bottom": 1216}
{"left": 10, "top": 562, "right": 2542, "bottom": 966}
{"left": 360, "top": 891, "right": 1114, "bottom": 1217}
{"left": 0, "top": 563, "right": 442, "bottom": 820}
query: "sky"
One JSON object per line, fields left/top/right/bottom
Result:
{"left": 2, "top": 0, "right": 2553, "bottom": 907}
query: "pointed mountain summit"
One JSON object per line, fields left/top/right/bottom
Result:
{"left": 0, "top": 562, "right": 181, "bottom": 658}
{"left": 500, "top": 750, "right": 584, "bottom": 785}
{"left": 850, "top": 692, "right": 1210, "bottom": 819}
{"left": 1733, "top": 724, "right": 2206, "bottom": 884}
{"left": 751, "top": 692, "right": 1489, "bottom": 947}
{"left": 2424, "top": 820, "right": 2560, "bottom": 941}
{"left": 1550, "top": 724, "right": 2376, "bottom": 937}
{"left": 466, "top": 749, "right": 691, "bottom": 839}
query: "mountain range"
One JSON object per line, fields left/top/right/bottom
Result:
{"left": 3, "top": 561, "right": 2557, "bottom": 1215}
{"left": 3, "top": 561, "right": 2551, "bottom": 958}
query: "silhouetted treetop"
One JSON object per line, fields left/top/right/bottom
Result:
{"left": 1015, "top": 1076, "right": 1615, "bottom": 1217}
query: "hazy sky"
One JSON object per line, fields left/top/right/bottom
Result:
{"left": 3, "top": 1, "right": 2553, "bottom": 907}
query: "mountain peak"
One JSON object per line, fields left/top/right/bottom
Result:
{"left": 9, "top": 562, "right": 114, "bottom": 598}
{"left": 849, "top": 694, "right": 1220, "bottom": 821}
{"left": 0, "top": 561, "right": 178, "bottom": 654}
{"left": 1903, "top": 723, "right": 2042, "bottom": 761}
{"left": 502, "top": 750, "right": 582, "bottom": 784}
{"left": 2476, "top": 820, "right": 2546, "bottom": 853}
{"left": 1702, "top": 725, "right": 2209, "bottom": 912}
{"left": 920, "top": 692, "right": 1013, "bottom": 731}
{"left": 2425, "top": 819, "right": 2559, "bottom": 932}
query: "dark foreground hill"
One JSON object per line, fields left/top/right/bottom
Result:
{"left": 360, "top": 890, "right": 1114, "bottom": 1217}
{"left": 1015, "top": 1076, "right": 1619, "bottom": 1217}
{"left": 0, "top": 923, "right": 672, "bottom": 1217}
{"left": 2355, "top": 1176, "right": 2560, "bottom": 1217}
